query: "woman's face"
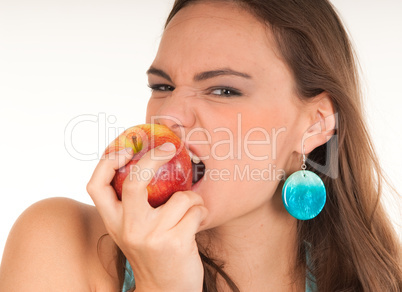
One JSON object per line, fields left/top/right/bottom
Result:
{"left": 146, "top": 2, "right": 308, "bottom": 228}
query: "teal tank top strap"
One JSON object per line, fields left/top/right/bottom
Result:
{"left": 122, "top": 254, "right": 317, "bottom": 291}
{"left": 305, "top": 241, "right": 317, "bottom": 292}
{"left": 122, "top": 259, "right": 135, "bottom": 292}
{"left": 305, "top": 275, "right": 317, "bottom": 292}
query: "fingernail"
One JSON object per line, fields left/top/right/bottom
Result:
{"left": 118, "top": 147, "right": 133, "bottom": 154}
{"left": 158, "top": 142, "right": 176, "bottom": 152}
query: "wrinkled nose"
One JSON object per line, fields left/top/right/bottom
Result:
{"left": 149, "top": 88, "right": 196, "bottom": 139}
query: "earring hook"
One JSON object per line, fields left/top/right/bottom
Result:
{"left": 301, "top": 145, "right": 307, "bottom": 175}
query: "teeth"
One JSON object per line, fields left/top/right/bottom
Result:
{"left": 188, "top": 149, "right": 201, "bottom": 164}
{"left": 192, "top": 155, "right": 201, "bottom": 164}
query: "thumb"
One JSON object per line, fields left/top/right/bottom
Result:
{"left": 150, "top": 142, "right": 177, "bottom": 162}
{"left": 121, "top": 142, "right": 177, "bottom": 208}
{"left": 134, "top": 142, "right": 177, "bottom": 182}
{"left": 127, "top": 141, "right": 177, "bottom": 187}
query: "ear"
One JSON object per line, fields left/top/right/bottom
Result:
{"left": 301, "top": 92, "right": 337, "bottom": 155}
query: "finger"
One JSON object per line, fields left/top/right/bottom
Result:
{"left": 87, "top": 148, "right": 134, "bottom": 223}
{"left": 173, "top": 205, "right": 209, "bottom": 239}
{"left": 122, "top": 142, "right": 176, "bottom": 213}
{"left": 90, "top": 148, "right": 134, "bottom": 189}
{"left": 155, "top": 191, "right": 204, "bottom": 231}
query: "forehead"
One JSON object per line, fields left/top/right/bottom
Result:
{"left": 166, "top": 1, "right": 263, "bottom": 34}
{"left": 153, "top": 2, "right": 281, "bottom": 76}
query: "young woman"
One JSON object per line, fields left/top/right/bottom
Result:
{"left": 0, "top": 0, "right": 400, "bottom": 291}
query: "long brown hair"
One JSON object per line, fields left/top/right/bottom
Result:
{"left": 118, "top": 0, "right": 401, "bottom": 291}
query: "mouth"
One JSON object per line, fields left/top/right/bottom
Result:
{"left": 188, "top": 149, "right": 205, "bottom": 186}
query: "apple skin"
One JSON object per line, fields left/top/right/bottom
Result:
{"left": 104, "top": 124, "right": 192, "bottom": 208}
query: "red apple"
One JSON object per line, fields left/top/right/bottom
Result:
{"left": 104, "top": 124, "right": 192, "bottom": 207}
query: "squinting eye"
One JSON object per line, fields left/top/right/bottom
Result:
{"left": 210, "top": 87, "right": 242, "bottom": 97}
{"left": 148, "top": 84, "right": 175, "bottom": 92}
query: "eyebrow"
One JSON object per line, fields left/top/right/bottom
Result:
{"left": 146, "top": 67, "right": 252, "bottom": 82}
{"left": 194, "top": 69, "right": 252, "bottom": 81}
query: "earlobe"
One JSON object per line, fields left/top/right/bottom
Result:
{"left": 302, "top": 92, "right": 337, "bottom": 154}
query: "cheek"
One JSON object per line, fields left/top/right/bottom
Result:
{"left": 236, "top": 110, "right": 291, "bottom": 166}
{"left": 209, "top": 107, "right": 300, "bottom": 207}
{"left": 203, "top": 102, "right": 296, "bottom": 168}
{"left": 206, "top": 109, "right": 292, "bottom": 190}
{"left": 145, "top": 98, "right": 162, "bottom": 123}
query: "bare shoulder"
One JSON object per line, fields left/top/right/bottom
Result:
{"left": 0, "top": 197, "right": 121, "bottom": 292}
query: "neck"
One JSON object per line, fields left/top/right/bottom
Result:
{"left": 197, "top": 189, "right": 305, "bottom": 291}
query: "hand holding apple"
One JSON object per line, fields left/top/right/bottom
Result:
{"left": 88, "top": 123, "right": 207, "bottom": 292}
{"left": 103, "top": 124, "right": 192, "bottom": 208}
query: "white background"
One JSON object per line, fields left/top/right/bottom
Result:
{"left": 0, "top": 0, "right": 401, "bottom": 262}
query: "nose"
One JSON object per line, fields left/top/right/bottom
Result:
{"left": 151, "top": 88, "right": 196, "bottom": 138}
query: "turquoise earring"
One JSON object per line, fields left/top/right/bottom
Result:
{"left": 282, "top": 146, "right": 326, "bottom": 220}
